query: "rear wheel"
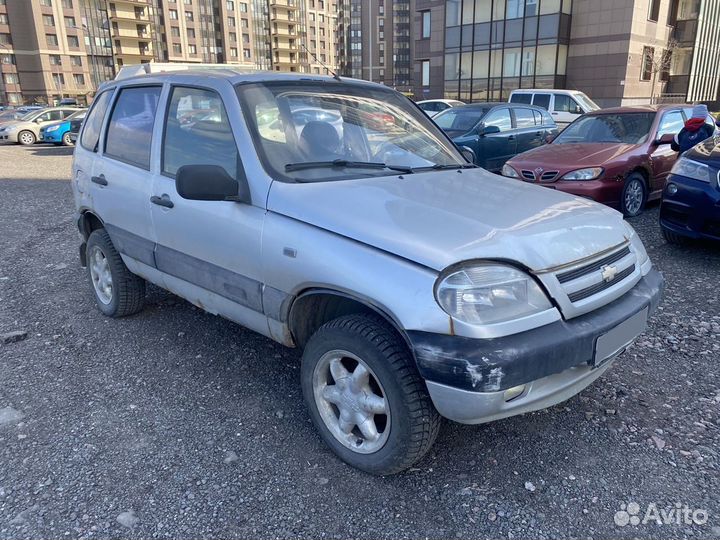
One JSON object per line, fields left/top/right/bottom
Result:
{"left": 86, "top": 229, "right": 145, "bottom": 317}
{"left": 662, "top": 226, "right": 690, "bottom": 246}
{"left": 301, "top": 314, "right": 440, "bottom": 475}
{"left": 62, "top": 131, "right": 73, "bottom": 146}
{"left": 18, "top": 130, "right": 36, "bottom": 146}
{"left": 621, "top": 173, "right": 647, "bottom": 217}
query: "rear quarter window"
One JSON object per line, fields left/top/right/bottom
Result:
{"left": 80, "top": 90, "right": 114, "bottom": 152}
{"left": 510, "top": 93, "right": 532, "bottom": 104}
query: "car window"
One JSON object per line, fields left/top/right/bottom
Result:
{"left": 683, "top": 107, "right": 694, "bottom": 121}
{"left": 514, "top": 108, "right": 535, "bottom": 128}
{"left": 657, "top": 110, "right": 684, "bottom": 138}
{"left": 532, "top": 93, "right": 551, "bottom": 110}
{"left": 510, "top": 93, "right": 532, "bottom": 104}
{"left": 81, "top": 90, "right": 114, "bottom": 152}
{"left": 434, "top": 108, "right": 486, "bottom": 133}
{"left": 418, "top": 102, "right": 434, "bottom": 112}
{"left": 483, "top": 108, "right": 512, "bottom": 132}
{"left": 163, "top": 86, "right": 240, "bottom": 179}
{"left": 61, "top": 109, "right": 76, "bottom": 118}
{"left": 48, "top": 111, "right": 65, "bottom": 121}
{"left": 105, "top": 86, "right": 162, "bottom": 169}
{"left": 554, "top": 94, "right": 580, "bottom": 114}
{"left": 532, "top": 110, "right": 543, "bottom": 125}
{"left": 554, "top": 113, "right": 655, "bottom": 145}
{"left": 436, "top": 102, "right": 450, "bottom": 112}
{"left": 238, "top": 81, "right": 467, "bottom": 182}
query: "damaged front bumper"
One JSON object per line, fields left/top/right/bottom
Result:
{"left": 408, "top": 267, "right": 664, "bottom": 424}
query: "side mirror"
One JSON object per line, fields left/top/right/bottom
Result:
{"left": 176, "top": 164, "right": 250, "bottom": 203}
{"left": 460, "top": 146, "right": 476, "bottom": 164}
{"left": 480, "top": 125, "right": 501, "bottom": 136}
{"left": 573, "top": 105, "right": 583, "bottom": 115}
{"left": 654, "top": 133, "right": 675, "bottom": 145}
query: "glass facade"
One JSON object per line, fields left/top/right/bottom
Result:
{"left": 443, "top": 0, "right": 571, "bottom": 102}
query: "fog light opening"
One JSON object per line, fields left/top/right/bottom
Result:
{"left": 503, "top": 384, "right": 526, "bottom": 402}
{"left": 667, "top": 183, "right": 678, "bottom": 196}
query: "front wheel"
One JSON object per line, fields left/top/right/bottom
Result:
{"left": 17, "top": 130, "right": 36, "bottom": 146}
{"left": 621, "top": 173, "right": 647, "bottom": 217}
{"left": 301, "top": 314, "right": 441, "bottom": 475}
{"left": 86, "top": 229, "right": 146, "bottom": 317}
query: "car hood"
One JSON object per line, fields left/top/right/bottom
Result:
{"left": 267, "top": 168, "right": 628, "bottom": 272}
{"left": 509, "top": 142, "right": 637, "bottom": 170}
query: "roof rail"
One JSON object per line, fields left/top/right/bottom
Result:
{"left": 114, "top": 62, "right": 257, "bottom": 81}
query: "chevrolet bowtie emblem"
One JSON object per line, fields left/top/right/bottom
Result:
{"left": 601, "top": 265, "right": 618, "bottom": 282}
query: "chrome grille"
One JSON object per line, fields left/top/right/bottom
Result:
{"left": 521, "top": 170, "right": 559, "bottom": 182}
{"left": 539, "top": 171, "right": 559, "bottom": 182}
{"left": 521, "top": 170, "right": 535, "bottom": 180}
{"left": 557, "top": 246, "right": 632, "bottom": 284}
{"left": 567, "top": 265, "right": 636, "bottom": 302}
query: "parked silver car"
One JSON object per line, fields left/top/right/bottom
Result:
{"left": 71, "top": 70, "right": 663, "bottom": 475}
{"left": 0, "top": 107, "right": 81, "bottom": 145}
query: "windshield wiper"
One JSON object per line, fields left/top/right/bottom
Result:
{"left": 284, "top": 159, "right": 414, "bottom": 174}
{"left": 411, "top": 163, "right": 478, "bottom": 172}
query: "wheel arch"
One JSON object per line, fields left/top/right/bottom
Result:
{"left": 78, "top": 209, "right": 105, "bottom": 240}
{"left": 287, "top": 288, "right": 413, "bottom": 353}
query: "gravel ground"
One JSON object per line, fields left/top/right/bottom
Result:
{"left": 0, "top": 144, "right": 719, "bottom": 539}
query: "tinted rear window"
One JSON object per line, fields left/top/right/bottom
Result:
{"left": 510, "top": 93, "right": 532, "bottom": 104}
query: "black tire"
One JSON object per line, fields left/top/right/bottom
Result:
{"left": 621, "top": 173, "right": 647, "bottom": 217}
{"left": 86, "top": 229, "right": 145, "bottom": 317}
{"left": 301, "top": 314, "right": 441, "bottom": 475}
{"left": 62, "top": 131, "right": 73, "bottom": 146}
{"left": 17, "top": 130, "right": 36, "bottom": 146}
{"left": 662, "top": 226, "right": 690, "bottom": 245}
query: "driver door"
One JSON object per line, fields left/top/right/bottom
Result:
{"left": 477, "top": 107, "right": 516, "bottom": 172}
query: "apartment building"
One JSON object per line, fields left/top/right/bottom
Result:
{"left": 413, "top": 0, "right": 720, "bottom": 107}
{"left": 0, "top": 0, "right": 96, "bottom": 105}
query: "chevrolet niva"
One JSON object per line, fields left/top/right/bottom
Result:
{"left": 71, "top": 69, "right": 663, "bottom": 475}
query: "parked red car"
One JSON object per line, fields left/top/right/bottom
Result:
{"left": 501, "top": 105, "right": 695, "bottom": 216}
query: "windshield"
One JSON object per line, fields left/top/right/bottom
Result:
{"left": 237, "top": 81, "right": 465, "bottom": 183}
{"left": 573, "top": 92, "right": 600, "bottom": 112}
{"left": 433, "top": 108, "right": 488, "bottom": 136}
{"left": 21, "top": 110, "right": 40, "bottom": 121}
{"left": 554, "top": 113, "right": 656, "bottom": 145}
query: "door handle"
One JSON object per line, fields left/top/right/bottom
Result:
{"left": 91, "top": 174, "right": 107, "bottom": 186}
{"left": 150, "top": 195, "right": 174, "bottom": 209}
{"left": 507, "top": 135, "right": 515, "bottom": 141}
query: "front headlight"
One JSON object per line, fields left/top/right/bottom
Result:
{"left": 670, "top": 157, "right": 710, "bottom": 183}
{"left": 46, "top": 125, "right": 60, "bottom": 132}
{"left": 623, "top": 221, "right": 649, "bottom": 270}
{"left": 561, "top": 167, "right": 603, "bottom": 181}
{"left": 435, "top": 263, "right": 552, "bottom": 325}
{"left": 501, "top": 163, "right": 519, "bottom": 178}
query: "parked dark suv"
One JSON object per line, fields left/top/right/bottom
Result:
{"left": 660, "top": 136, "right": 720, "bottom": 244}
{"left": 433, "top": 103, "right": 557, "bottom": 172}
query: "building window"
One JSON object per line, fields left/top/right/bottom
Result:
{"left": 229, "top": 31, "right": 237, "bottom": 42}
{"left": 169, "top": 9, "right": 178, "bottom": 19}
{"left": 52, "top": 73, "right": 65, "bottom": 88}
{"left": 64, "top": 16, "right": 76, "bottom": 28}
{"left": 506, "top": 0, "right": 524, "bottom": 19}
{"left": 0, "top": 33, "right": 11, "bottom": 46}
{"left": 241, "top": 18, "right": 248, "bottom": 28}
{"left": 68, "top": 35, "right": 79, "bottom": 47}
{"left": 49, "top": 54, "right": 62, "bottom": 65}
{"left": 184, "top": 0, "right": 192, "bottom": 4}
{"left": 227, "top": 1, "right": 234, "bottom": 10}
{"left": 173, "top": 43, "right": 182, "bottom": 54}
{"left": 187, "top": 28, "right": 195, "bottom": 38}
{"left": 243, "top": 48, "right": 251, "bottom": 58}
{"left": 188, "top": 44, "right": 196, "bottom": 54}
{"left": 40, "top": 0, "right": 52, "bottom": 6}
{"left": 641, "top": 46, "right": 654, "bottom": 81}
{"left": 4, "top": 73, "right": 19, "bottom": 84}
{"left": 421, "top": 10, "right": 431, "bottom": 39}
{"left": 421, "top": 59, "right": 430, "bottom": 86}
{"left": 240, "top": 2, "right": 247, "bottom": 12}
{"left": 61, "top": 0, "right": 73, "bottom": 8}
{"left": 171, "top": 26, "right": 180, "bottom": 37}
{"left": 71, "top": 56, "right": 82, "bottom": 66}
{"left": 43, "top": 15, "right": 55, "bottom": 26}
{"left": 46, "top": 34, "right": 59, "bottom": 46}
{"left": 1, "top": 54, "right": 16, "bottom": 65}
{"left": 185, "top": 11, "right": 193, "bottom": 20}
{"left": 242, "top": 33, "right": 249, "bottom": 43}
{"left": 648, "top": 0, "right": 661, "bottom": 21}
{"left": 230, "top": 47, "right": 238, "bottom": 56}
{"left": 73, "top": 73, "right": 85, "bottom": 86}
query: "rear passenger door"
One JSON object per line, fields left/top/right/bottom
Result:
{"left": 650, "top": 109, "right": 685, "bottom": 195}
{"left": 511, "top": 107, "right": 543, "bottom": 154}
{"left": 150, "top": 85, "right": 266, "bottom": 330}
{"left": 477, "top": 107, "right": 516, "bottom": 172}
{"left": 90, "top": 85, "right": 163, "bottom": 272}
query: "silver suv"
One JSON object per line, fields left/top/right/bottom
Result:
{"left": 71, "top": 70, "right": 663, "bottom": 475}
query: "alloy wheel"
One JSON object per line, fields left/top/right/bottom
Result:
{"left": 624, "top": 179, "right": 644, "bottom": 215}
{"left": 88, "top": 245, "right": 113, "bottom": 305}
{"left": 312, "top": 349, "right": 390, "bottom": 454}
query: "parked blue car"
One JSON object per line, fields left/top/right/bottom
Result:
{"left": 39, "top": 109, "right": 86, "bottom": 145}
{"left": 660, "top": 136, "right": 720, "bottom": 244}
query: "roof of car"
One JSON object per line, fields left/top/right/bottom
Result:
{"left": 453, "top": 102, "right": 549, "bottom": 111}
{"left": 102, "top": 69, "right": 383, "bottom": 90}
{"left": 589, "top": 104, "right": 683, "bottom": 114}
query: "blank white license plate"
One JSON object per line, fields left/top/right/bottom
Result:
{"left": 594, "top": 308, "right": 648, "bottom": 367}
